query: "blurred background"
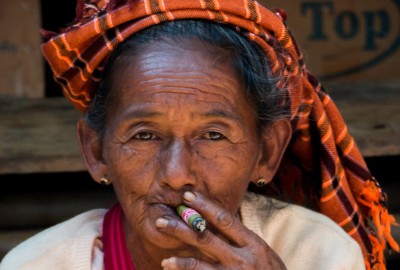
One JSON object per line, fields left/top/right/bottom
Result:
{"left": 0, "top": 0, "right": 399, "bottom": 268}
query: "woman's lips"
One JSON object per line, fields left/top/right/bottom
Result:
{"left": 152, "top": 203, "right": 178, "bottom": 217}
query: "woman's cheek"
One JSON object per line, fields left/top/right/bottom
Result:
{"left": 194, "top": 142, "right": 255, "bottom": 202}
{"left": 109, "top": 140, "right": 158, "bottom": 168}
{"left": 194, "top": 141, "right": 253, "bottom": 173}
{"left": 109, "top": 142, "right": 160, "bottom": 192}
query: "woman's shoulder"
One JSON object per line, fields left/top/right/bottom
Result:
{"left": 240, "top": 192, "right": 365, "bottom": 270}
{"left": 0, "top": 209, "right": 107, "bottom": 270}
{"left": 241, "top": 192, "right": 355, "bottom": 241}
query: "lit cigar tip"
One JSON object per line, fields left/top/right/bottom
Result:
{"left": 193, "top": 217, "right": 207, "bottom": 232}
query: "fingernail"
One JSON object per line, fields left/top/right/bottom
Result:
{"left": 155, "top": 217, "right": 168, "bottom": 228}
{"left": 161, "top": 258, "right": 168, "bottom": 267}
{"left": 183, "top": 191, "right": 196, "bottom": 202}
{"left": 161, "top": 257, "right": 176, "bottom": 267}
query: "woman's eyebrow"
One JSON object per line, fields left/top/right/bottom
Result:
{"left": 200, "top": 109, "right": 240, "bottom": 121}
{"left": 120, "top": 109, "right": 243, "bottom": 125}
{"left": 123, "top": 110, "right": 163, "bottom": 120}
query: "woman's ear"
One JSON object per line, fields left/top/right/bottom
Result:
{"left": 76, "top": 118, "right": 107, "bottom": 181}
{"left": 255, "top": 119, "right": 292, "bottom": 184}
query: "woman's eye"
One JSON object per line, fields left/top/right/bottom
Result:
{"left": 133, "top": 132, "right": 157, "bottom": 140}
{"left": 203, "top": 131, "right": 225, "bottom": 140}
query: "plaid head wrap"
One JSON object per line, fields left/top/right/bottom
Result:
{"left": 41, "top": 0, "right": 399, "bottom": 269}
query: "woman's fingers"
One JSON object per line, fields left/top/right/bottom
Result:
{"left": 156, "top": 192, "right": 287, "bottom": 269}
{"left": 182, "top": 191, "right": 252, "bottom": 247}
{"left": 161, "top": 256, "right": 215, "bottom": 270}
{"left": 156, "top": 215, "right": 235, "bottom": 263}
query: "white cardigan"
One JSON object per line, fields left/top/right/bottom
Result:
{"left": 0, "top": 193, "right": 365, "bottom": 270}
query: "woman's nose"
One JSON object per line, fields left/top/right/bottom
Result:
{"left": 159, "top": 138, "right": 195, "bottom": 190}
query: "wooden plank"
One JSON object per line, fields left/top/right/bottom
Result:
{"left": 326, "top": 80, "right": 400, "bottom": 157}
{"left": 0, "top": 97, "right": 84, "bottom": 174}
{"left": 0, "top": 0, "right": 44, "bottom": 98}
{"left": 0, "top": 80, "right": 399, "bottom": 174}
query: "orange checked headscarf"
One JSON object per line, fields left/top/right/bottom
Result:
{"left": 41, "top": 0, "right": 399, "bottom": 269}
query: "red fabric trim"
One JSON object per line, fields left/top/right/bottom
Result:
{"left": 103, "top": 203, "right": 135, "bottom": 270}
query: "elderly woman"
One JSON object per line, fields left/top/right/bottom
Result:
{"left": 0, "top": 0, "right": 398, "bottom": 269}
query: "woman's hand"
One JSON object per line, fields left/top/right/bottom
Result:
{"left": 155, "top": 191, "right": 287, "bottom": 270}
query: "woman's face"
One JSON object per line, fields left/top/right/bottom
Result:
{"left": 96, "top": 40, "right": 265, "bottom": 249}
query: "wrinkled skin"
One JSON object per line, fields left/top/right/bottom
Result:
{"left": 77, "top": 39, "right": 291, "bottom": 269}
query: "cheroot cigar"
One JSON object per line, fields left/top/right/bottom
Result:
{"left": 176, "top": 205, "right": 206, "bottom": 232}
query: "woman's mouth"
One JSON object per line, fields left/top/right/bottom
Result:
{"left": 152, "top": 203, "right": 178, "bottom": 217}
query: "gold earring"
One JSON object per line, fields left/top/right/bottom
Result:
{"left": 256, "top": 177, "right": 267, "bottom": 187}
{"left": 99, "top": 177, "right": 111, "bottom": 185}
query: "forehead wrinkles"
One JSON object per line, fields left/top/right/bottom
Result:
{"left": 135, "top": 75, "right": 241, "bottom": 104}
{"left": 123, "top": 49, "right": 243, "bottom": 105}
{"left": 135, "top": 50, "right": 236, "bottom": 82}
{"left": 127, "top": 38, "right": 237, "bottom": 78}
{"left": 109, "top": 39, "right": 252, "bottom": 116}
